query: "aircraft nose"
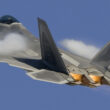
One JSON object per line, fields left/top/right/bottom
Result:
{"left": 0, "top": 15, "right": 19, "bottom": 24}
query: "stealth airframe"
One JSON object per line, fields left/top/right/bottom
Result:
{"left": 0, "top": 15, "right": 110, "bottom": 88}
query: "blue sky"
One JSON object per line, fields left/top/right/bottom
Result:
{"left": 0, "top": 0, "right": 110, "bottom": 110}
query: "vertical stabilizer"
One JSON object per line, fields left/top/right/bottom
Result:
{"left": 91, "top": 42, "right": 110, "bottom": 68}
{"left": 38, "top": 18, "right": 68, "bottom": 74}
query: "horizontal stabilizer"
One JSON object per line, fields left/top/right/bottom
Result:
{"left": 26, "top": 70, "right": 69, "bottom": 84}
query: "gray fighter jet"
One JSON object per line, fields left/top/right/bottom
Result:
{"left": 0, "top": 15, "right": 110, "bottom": 88}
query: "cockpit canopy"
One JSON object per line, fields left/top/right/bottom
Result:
{"left": 0, "top": 15, "right": 19, "bottom": 24}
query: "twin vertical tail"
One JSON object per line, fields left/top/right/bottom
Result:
{"left": 38, "top": 18, "right": 110, "bottom": 74}
{"left": 38, "top": 18, "right": 68, "bottom": 74}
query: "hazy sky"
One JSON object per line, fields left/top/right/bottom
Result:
{"left": 0, "top": 0, "right": 110, "bottom": 110}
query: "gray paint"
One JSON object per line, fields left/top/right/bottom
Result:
{"left": 0, "top": 17, "right": 110, "bottom": 87}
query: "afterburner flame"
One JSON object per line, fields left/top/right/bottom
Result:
{"left": 89, "top": 75, "right": 101, "bottom": 83}
{"left": 70, "top": 73, "right": 82, "bottom": 81}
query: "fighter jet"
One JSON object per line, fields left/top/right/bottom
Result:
{"left": 0, "top": 15, "right": 110, "bottom": 88}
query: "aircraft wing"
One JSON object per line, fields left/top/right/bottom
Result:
{"left": 0, "top": 17, "right": 73, "bottom": 84}
{"left": 0, "top": 22, "right": 41, "bottom": 59}
{"left": 0, "top": 22, "right": 42, "bottom": 70}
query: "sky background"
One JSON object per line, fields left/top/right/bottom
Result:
{"left": 0, "top": 0, "right": 110, "bottom": 110}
